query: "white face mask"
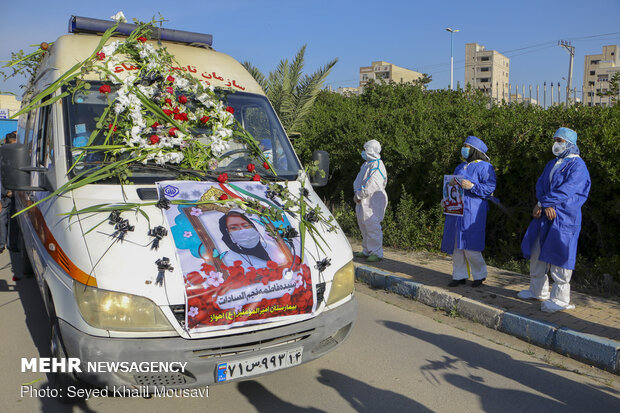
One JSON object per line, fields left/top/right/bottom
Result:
{"left": 230, "top": 228, "right": 260, "bottom": 249}
{"left": 552, "top": 141, "right": 568, "bottom": 156}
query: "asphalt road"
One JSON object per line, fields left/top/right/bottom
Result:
{"left": 1, "top": 250, "right": 619, "bottom": 413}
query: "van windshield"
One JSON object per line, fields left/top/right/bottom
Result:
{"left": 62, "top": 83, "right": 301, "bottom": 183}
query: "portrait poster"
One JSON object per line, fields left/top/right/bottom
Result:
{"left": 157, "top": 181, "right": 315, "bottom": 333}
{"left": 442, "top": 175, "right": 465, "bottom": 216}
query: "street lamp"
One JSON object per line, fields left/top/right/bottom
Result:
{"left": 446, "top": 27, "right": 459, "bottom": 90}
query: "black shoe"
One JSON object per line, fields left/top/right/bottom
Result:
{"left": 448, "top": 279, "right": 466, "bottom": 287}
{"left": 472, "top": 278, "right": 486, "bottom": 287}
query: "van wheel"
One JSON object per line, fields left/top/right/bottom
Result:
{"left": 49, "top": 310, "right": 85, "bottom": 401}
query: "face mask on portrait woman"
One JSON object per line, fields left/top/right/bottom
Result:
{"left": 230, "top": 228, "right": 261, "bottom": 249}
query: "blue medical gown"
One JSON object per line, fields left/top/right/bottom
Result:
{"left": 521, "top": 157, "right": 591, "bottom": 270}
{"left": 441, "top": 160, "right": 497, "bottom": 253}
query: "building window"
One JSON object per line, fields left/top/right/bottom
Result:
{"left": 591, "top": 60, "right": 600, "bottom": 65}
{"left": 590, "top": 70, "right": 596, "bottom": 75}
{"left": 598, "top": 75, "right": 609, "bottom": 82}
{"left": 362, "top": 74, "right": 368, "bottom": 81}
{"left": 480, "top": 56, "right": 490, "bottom": 61}
{"left": 480, "top": 67, "right": 490, "bottom": 72}
{"left": 479, "top": 78, "right": 490, "bottom": 83}
{"left": 589, "top": 81, "right": 595, "bottom": 86}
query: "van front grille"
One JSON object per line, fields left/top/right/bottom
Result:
{"left": 192, "top": 329, "right": 314, "bottom": 359}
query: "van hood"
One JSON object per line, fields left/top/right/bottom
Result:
{"left": 71, "top": 180, "right": 350, "bottom": 334}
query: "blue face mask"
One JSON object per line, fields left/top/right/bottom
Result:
{"left": 461, "top": 147, "right": 470, "bottom": 160}
{"left": 361, "top": 150, "right": 367, "bottom": 160}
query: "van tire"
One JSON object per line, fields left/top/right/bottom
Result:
{"left": 49, "top": 306, "right": 85, "bottom": 402}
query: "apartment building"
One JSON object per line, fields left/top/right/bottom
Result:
{"left": 583, "top": 45, "right": 619, "bottom": 107}
{"left": 359, "top": 61, "right": 423, "bottom": 88}
{"left": 0, "top": 94, "right": 21, "bottom": 118}
{"left": 464, "top": 43, "right": 510, "bottom": 101}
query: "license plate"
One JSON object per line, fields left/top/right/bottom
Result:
{"left": 216, "top": 347, "right": 303, "bottom": 382}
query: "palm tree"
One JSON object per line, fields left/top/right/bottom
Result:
{"left": 243, "top": 45, "right": 337, "bottom": 133}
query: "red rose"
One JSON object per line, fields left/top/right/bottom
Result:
{"left": 150, "top": 135, "right": 160, "bottom": 145}
{"left": 168, "top": 127, "right": 178, "bottom": 137}
{"left": 99, "top": 84, "right": 111, "bottom": 94}
{"left": 108, "top": 123, "right": 117, "bottom": 132}
{"left": 217, "top": 173, "right": 228, "bottom": 183}
{"left": 96, "top": 52, "right": 105, "bottom": 60}
{"left": 137, "top": 36, "right": 148, "bottom": 43}
{"left": 219, "top": 194, "right": 228, "bottom": 201}
{"left": 165, "top": 98, "right": 172, "bottom": 105}
{"left": 167, "top": 75, "right": 175, "bottom": 82}
{"left": 263, "top": 161, "right": 270, "bottom": 170}
{"left": 247, "top": 163, "right": 255, "bottom": 172}
{"left": 151, "top": 122, "right": 159, "bottom": 128}
{"left": 186, "top": 271, "right": 203, "bottom": 285}
{"left": 163, "top": 109, "right": 173, "bottom": 116}
{"left": 178, "top": 95, "right": 188, "bottom": 104}
{"left": 200, "top": 116, "right": 210, "bottom": 124}
{"left": 180, "top": 112, "right": 188, "bottom": 121}
{"left": 173, "top": 107, "right": 180, "bottom": 114}
{"left": 174, "top": 113, "right": 182, "bottom": 121}
{"left": 166, "top": 86, "right": 174, "bottom": 94}
{"left": 252, "top": 174, "right": 261, "bottom": 181}
{"left": 226, "top": 106, "right": 234, "bottom": 114}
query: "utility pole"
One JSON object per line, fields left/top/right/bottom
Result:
{"left": 559, "top": 40, "right": 575, "bottom": 103}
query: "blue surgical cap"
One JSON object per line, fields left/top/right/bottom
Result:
{"left": 464, "top": 136, "right": 488, "bottom": 154}
{"left": 553, "top": 127, "right": 577, "bottom": 145}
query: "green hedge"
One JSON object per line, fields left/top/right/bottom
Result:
{"left": 296, "top": 82, "right": 620, "bottom": 291}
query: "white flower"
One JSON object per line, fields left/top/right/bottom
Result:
{"left": 110, "top": 11, "right": 127, "bottom": 23}
{"left": 175, "top": 77, "right": 189, "bottom": 89}
{"left": 101, "top": 41, "right": 120, "bottom": 57}
{"left": 188, "top": 306, "right": 199, "bottom": 318}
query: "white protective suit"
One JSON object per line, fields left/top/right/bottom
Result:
{"left": 353, "top": 140, "right": 388, "bottom": 258}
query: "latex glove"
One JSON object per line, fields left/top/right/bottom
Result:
{"left": 532, "top": 204, "right": 542, "bottom": 218}
{"left": 545, "top": 207, "right": 556, "bottom": 220}
{"left": 460, "top": 179, "right": 474, "bottom": 190}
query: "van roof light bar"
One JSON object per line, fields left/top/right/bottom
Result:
{"left": 68, "top": 16, "right": 213, "bottom": 47}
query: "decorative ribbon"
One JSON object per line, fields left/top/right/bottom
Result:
{"left": 108, "top": 210, "right": 134, "bottom": 241}
{"left": 155, "top": 257, "right": 174, "bottom": 286}
{"left": 315, "top": 258, "right": 331, "bottom": 273}
{"left": 304, "top": 210, "right": 319, "bottom": 223}
{"left": 156, "top": 195, "right": 171, "bottom": 210}
{"left": 148, "top": 226, "right": 168, "bottom": 250}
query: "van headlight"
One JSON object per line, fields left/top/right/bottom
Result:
{"left": 73, "top": 282, "right": 175, "bottom": 331}
{"left": 326, "top": 261, "right": 355, "bottom": 306}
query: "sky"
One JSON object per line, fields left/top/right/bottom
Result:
{"left": 1, "top": 0, "right": 620, "bottom": 98}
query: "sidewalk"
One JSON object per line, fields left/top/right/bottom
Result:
{"left": 349, "top": 239, "right": 620, "bottom": 374}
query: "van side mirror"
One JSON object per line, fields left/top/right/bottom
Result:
{"left": 311, "top": 150, "right": 329, "bottom": 187}
{"left": 0, "top": 144, "right": 50, "bottom": 191}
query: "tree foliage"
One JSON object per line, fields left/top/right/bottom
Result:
{"left": 243, "top": 45, "right": 337, "bottom": 133}
{"left": 295, "top": 81, "right": 620, "bottom": 289}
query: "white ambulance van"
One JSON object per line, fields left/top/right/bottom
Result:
{"left": 2, "top": 16, "right": 356, "bottom": 391}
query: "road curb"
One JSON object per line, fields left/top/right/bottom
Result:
{"left": 354, "top": 264, "right": 620, "bottom": 373}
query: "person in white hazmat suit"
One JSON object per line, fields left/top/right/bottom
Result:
{"left": 353, "top": 140, "right": 388, "bottom": 262}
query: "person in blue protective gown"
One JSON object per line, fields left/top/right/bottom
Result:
{"left": 518, "top": 127, "right": 591, "bottom": 313}
{"left": 441, "top": 136, "right": 496, "bottom": 287}
{"left": 353, "top": 140, "right": 388, "bottom": 262}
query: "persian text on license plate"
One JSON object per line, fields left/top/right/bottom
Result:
{"left": 216, "top": 348, "right": 303, "bottom": 382}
